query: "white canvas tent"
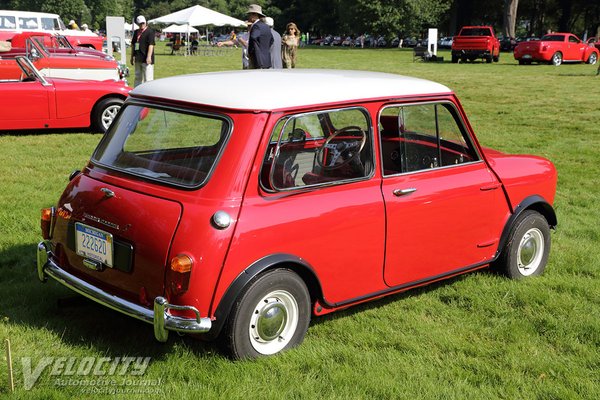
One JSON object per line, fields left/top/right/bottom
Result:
{"left": 148, "top": 5, "right": 246, "bottom": 27}
{"left": 124, "top": 22, "right": 138, "bottom": 31}
{"left": 149, "top": 5, "right": 246, "bottom": 51}
{"left": 162, "top": 24, "right": 199, "bottom": 34}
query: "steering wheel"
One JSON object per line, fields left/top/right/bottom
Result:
{"left": 316, "top": 126, "right": 367, "bottom": 170}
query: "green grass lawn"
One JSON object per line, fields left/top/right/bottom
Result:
{"left": 1, "top": 43, "right": 599, "bottom": 399}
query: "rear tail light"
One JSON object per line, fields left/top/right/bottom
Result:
{"left": 41, "top": 207, "right": 56, "bottom": 240}
{"left": 167, "top": 254, "right": 193, "bottom": 296}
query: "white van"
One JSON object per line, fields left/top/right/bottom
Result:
{"left": 0, "top": 10, "right": 103, "bottom": 50}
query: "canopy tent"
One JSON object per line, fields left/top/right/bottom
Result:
{"left": 148, "top": 5, "right": 246, "bottom": 28}
{"left": 149, "top": 5, "right": 246, "bottom": 51}
{"left": 162, "top": 24, "right": 199, "bottom": 34}
{"left": 124, "top": 22, "right": 138, "bottom": 31}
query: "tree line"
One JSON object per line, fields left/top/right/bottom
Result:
{"left": 1, "top": 0, "right": 598, "bottom": 39}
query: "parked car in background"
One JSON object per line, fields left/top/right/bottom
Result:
{"left": 0, "top": 56, "right": 130, "bottom": 133}
{"left": 37, "top": 69, "right": 557, "bottom": 359}
{"left": 402, "top": 37, "right": 418, "bottom": 47}
{"left": 0, "top": 33, "right": 124, "bottom": 81}
{"left": 341, "top": 36, "right": 354, "bottom": 47}
{"left": 438, "top": 37, "right": 453, "bottom": 49}
{"left": 585, "top": 37, "right": 600, "bottom": 51}
{"left": 330, "top": 36, "right": 343, "bottom": 46}
{"left": 3, "top": 32, "right": 128, "bottom": 78}
{"left": 499, "top": 36, "right": 517, "bottom": 51}
{"left": 0, "top": 10, "right": 103, "bottom": 50}
{"left": 451, "top": 26, "right": 500, "bottom": 63}
{"left": 513, "top": 33, "right": 599, "bottom": 65}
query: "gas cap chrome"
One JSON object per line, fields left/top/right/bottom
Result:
{"left": 212, "top": 211, "right": 232, "bottom": 229}
{"left": 100, "top": 188, "right": 115, "bottom": 198}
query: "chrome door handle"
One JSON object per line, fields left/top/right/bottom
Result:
{"left": 393, "top": 188, "right": 417, "bottom": 197}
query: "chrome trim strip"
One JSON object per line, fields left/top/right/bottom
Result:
{"left": 37, "top": 241, "right": 211, "bottom": 341}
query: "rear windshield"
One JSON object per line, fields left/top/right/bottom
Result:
{"left": 541, "top": 35, "right": 564, "bottom": 42}
{"left": 93, "top": 105, "right": 231, "bottom": 188}
{"left": 460, "top": 28, "right": 492, "bottom": 36}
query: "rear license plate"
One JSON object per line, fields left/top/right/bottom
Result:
{"left": 522, "top": 54, "right": 532, "bottom": 59}
{"left": 75, "top": 222, "right": 114, "bottom": 267}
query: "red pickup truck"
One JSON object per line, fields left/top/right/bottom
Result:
{"left": 451, "top": 26, "right": 500, "bottom": 63}
{"left": 514, "top": 33, "right": 599, "bottom": 66}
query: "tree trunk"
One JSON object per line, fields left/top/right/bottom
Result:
{"left": 503, "top": 0, "right": 519, "bottom": 38}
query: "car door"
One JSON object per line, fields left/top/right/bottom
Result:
{"left": 379, "top": 101, "right": 509, "bottom": 287}
{"left": 0, "top": 79, "right": 50, "bottom": 127}
{"left": 566, "top": 35, "right": 581, "bottom": 61}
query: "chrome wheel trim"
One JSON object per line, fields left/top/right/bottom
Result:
{"left": 552, "top": 53, "right": 562, "bottom": 66}
{"left": 589, "top": 53, "right": 597, "bottom": 65}
{"left": 249, "top": 289, "right": 299, "bottom": 355}
{"left": 101, "top": 104, "right": 121, "bottom": 131}
{"left": 517, "top": 227, "right": 544, "bottom": 276}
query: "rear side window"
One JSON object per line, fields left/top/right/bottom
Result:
{"left": 19, "top": 17, "right": 38, "bottom": 29}
{"left": 379, "top": 103, "right": 478, "bottom": 175}
{"left": 261, "top": 107, "right": 373, "bottom": 191}
{"left": 93, "top": 105, "right": 230, "bottom": 188}
{"left": 41, "top": 17, "right": 60, "bottom": 30}
{"left": 0, "top": 16, "right": 16, "bottom": 29}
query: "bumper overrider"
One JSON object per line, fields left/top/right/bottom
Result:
{"left": 37, "top": 241, "right": 211, "bottom": 342}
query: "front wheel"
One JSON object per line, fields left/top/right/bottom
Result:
{"left": 223, "top": 269, "right": 311, "bottom": 359}
{"left": 551, "top": 52, "right": 563, "bottom": 66}
{"left": 92, "top": 97, "right": 123, "bottom": 133}
{"left": 587, "top": 52, "right": 598, "bottom": 65}
{"left": 493, "top": 210, "right": 551, "bottom": 279}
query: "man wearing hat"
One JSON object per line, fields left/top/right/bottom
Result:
{"left": 246, "top": 4, "right": 273, "bottom": 69}
{"left": 130, "top": 15, "right": 155, "bottom": 87}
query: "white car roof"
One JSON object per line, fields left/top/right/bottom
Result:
{"left": 131, "top": 69, "right": 452, "bottom": 111}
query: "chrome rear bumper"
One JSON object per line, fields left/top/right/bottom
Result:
{"left": 37, "top": 241, "right": 211, "bottom": 342}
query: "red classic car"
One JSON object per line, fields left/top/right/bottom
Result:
{"left": 0, "top": 10, "right": 103, "bottom": 50}
{"left": 0, "top": 56, "right": 130, "bottom": 132}
{"left": 36, "top": 70, "right": 557, "bottom": 359}
{"left": 586, "top": 37, "right": 600, "bottom": 51}
{"left": 0, "top": 33, "right": 124, "bottom": 81}
{"left": 514, "top": 33, "right": 599, "bottom": 65}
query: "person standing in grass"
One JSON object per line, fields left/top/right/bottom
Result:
{"left": 282, "top": 22, "right": 300, "bottom": 68}
{"left": 247, "top": 4, "right": 273, "bottom": 69}
{"left": 130, "top": 15, "right": 155, "bottom": 87}
{"left": 265, "top": 17, "right": 282, "bottom": 69}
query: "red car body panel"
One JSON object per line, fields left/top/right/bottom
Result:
{"left": 6, "top": 32, "right": 111, "bottom": 59}
{"left": 514, "top": 33, "right": 599, "bottom": 63}
{"left": 37, "top": 70, "right": 557, "bottom": 343}
{"left": 0, "top": 64, "right": 130, "bottom": 131}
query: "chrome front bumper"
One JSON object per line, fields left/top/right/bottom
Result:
{"left": 37, "top": 241, "right": 211, "bottom": 342}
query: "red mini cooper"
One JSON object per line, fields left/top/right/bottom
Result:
{"left": 37, "top": 70, "right": 557, "bottom": 359}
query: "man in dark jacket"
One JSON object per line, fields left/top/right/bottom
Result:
{"left": 246, "top": 4, "right": 273, "bottom": 69}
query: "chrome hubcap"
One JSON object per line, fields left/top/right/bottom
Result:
{"left": 249, "top": 290, "right": 298, "bottom": 355}
{"left": 517, "top": 228, "right": 544, "bottom": 276}
{"left": 101, "top": 105, "right": 121, "bottom": 130}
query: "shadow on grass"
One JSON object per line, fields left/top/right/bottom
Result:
{"left": 1, "top": 242, "right": 219, "bottom": 360}
{"left": 0, "top": 128, "right": 98, "bottom": 137}
{"left": 2, "top": 241, "right": 497, "bottom": 359}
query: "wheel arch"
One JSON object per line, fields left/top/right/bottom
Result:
{"left": 90, "top": 94, "right": 127, "bottom": 130}
{"left": 209, "top": 254, "right": 323, "bottom": 339}
{"left": 495, "top": 195, "right": 557, "bottom": 259}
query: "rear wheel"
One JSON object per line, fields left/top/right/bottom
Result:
{"left": 92, "top": 97, "right": 123, "bottom": 133}
{"left": 223, "top": 269, "right": 311, "bottom": 359}
{"left": 551, "top": 52, "right": 562, "bottom": 66}
{"left": 493, "top": 210, "right": 551, "bottom": 279}
{"left": 587, "top": 52, "right": 598, "bottom": 65}
{"left": 493, "top": 53, "right": 499, "bottom": 62}
{"left": 451, "top": 54, "right": 459, "bottom": 63}
{"left": 518, "top": 59, "right": 525, "bottom": 65}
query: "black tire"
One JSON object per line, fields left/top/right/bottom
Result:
{"left": 486, "top": 55, "right": 492, "bottom": 63}
{"left": 551, "top": 52, "right": 562, "bottom": 66}
{"left": 587, "top": 53, "right": 598, "bottom": 65}
{"left": 222, "top": 269, "right": 311, "bottom": 359}
{"left": 493, "top": 53, "right": 499, "bottom": 62}
{"left": 493, "top": 210, "right": 551, "bottom": 280}
{"left": 451, "top": 55, "right": 458, "bottom": 63}
{"left": 92, "top": 97, "right": 123, "bottom": 133}
{"left": 518, "top": 59, "right": 525, "bottom": 65}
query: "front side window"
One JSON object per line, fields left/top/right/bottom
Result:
{"left": 262, "top": 108, "right": 373, "bottom": 191}
{"left": 379, "top": 103, "right": 478, "bottom": 175}
{"left": 41, "top": 17, "right": 60, "bottom": 30}
{"left": 93, "top": 105, "right": 230, "bottom": 188}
